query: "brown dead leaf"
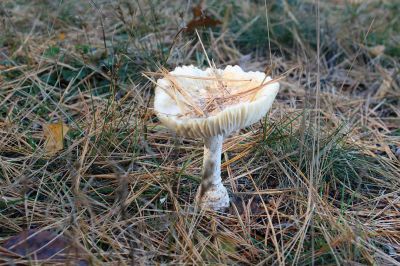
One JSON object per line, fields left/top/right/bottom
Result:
{"left": 1, "top": 229, "right": 88, "bottom": 264}
{"left": 229, "top": 196, "right": 264, "bottom": 216}
{"left": 186, "top": 16, "right": 221, "bottom": 32}
{"left": 185, "top": 2, "right": 221, "bottom": 32}
{"left": 59, "top": 32, "right": 66, "bottom": 41}
{"left": 43, "top": 122, "right": 69, "bottom": 155}
{"left": 192, "top": 3, "right": 203, "bottom": 18}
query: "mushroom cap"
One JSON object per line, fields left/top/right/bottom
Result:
{"left": 154, "top": 65, "right": 280, "bottom": 139}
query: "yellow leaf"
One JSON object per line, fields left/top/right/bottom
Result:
{"left": 43, "top": 122, "right": 69, "bottom": 155}
{"left": 59, "top": 32, "right": 66, "bottom": 41}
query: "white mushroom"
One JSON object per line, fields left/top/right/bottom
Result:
{"left": 154, "top": 65, "right": 280, "bottom": 210}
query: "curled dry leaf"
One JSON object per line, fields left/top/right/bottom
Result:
{"left": 229, "top": 196, "right": 264, "bottom": 216}
{"left": 1, "top": 229, "right": 89, "bottom": 265}
{"left": 184, "top": 3, "right": 221, "bottom": 32}
{"left": 43, "top": 122, "right": 69, "bottom": 155}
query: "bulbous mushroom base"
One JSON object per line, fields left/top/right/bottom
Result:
{"left": 196, "top": 183, "right": 230, "bottom": 211}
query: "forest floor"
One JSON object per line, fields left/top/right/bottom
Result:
{"left": 0, "top": 0, "right": 399, "bottom": 265}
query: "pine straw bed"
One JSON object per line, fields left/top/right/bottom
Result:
{"left": 0, "top": 0, "right": 400, "bottom": 265}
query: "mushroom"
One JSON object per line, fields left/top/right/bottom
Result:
{"left": 154, "top": 65, "right": 280, "bottom": 210}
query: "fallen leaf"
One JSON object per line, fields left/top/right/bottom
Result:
{"left": 185, "top": 2, "right": 221, "bottom": 32}
{"left": 1, "top": 229, "right": 88, "bottom": 265}
{"left": 229, "top": 196, "right": 264, "bottom": 216}
{"left": 186, "top": 16, "right": 221, "bottom": 32}
{"left": 59, "top": 32, "right": 66, "bottom": 41}
{"left": 192, "top": 3, "right": 203, "bottom": 18}
{"left": 368, "top": 45, "right": 385, "bottom": 57}
{"left": 43, "top": 122, "right": 69, "bottom": 155}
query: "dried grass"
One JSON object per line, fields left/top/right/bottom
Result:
{"left": 0, "top": 0, "right": 399, "bottom": 265}
{"left": 148, "top": 68, "right": 285, "bottom": 118}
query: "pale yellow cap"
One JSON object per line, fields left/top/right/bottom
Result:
{"left": 154, "top": 65, "right": 280, "bottom": 139}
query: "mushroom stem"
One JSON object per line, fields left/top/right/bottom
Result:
{"left": 197, "top": 134, "right": 230, "bottom": 210}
